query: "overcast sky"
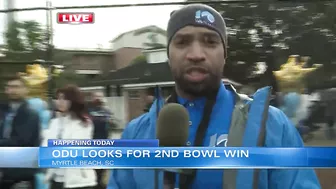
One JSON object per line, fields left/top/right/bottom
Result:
{"left": 0, "top": 0, "right": 181, "bottom": 49}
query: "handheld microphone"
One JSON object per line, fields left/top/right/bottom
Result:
{"left": 156, "top": 103, "right": 189, "bottom": 147}
{"left": 156, "top": 103, "right": 190, "bottom": 189}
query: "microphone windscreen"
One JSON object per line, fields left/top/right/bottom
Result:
{"left": 156, "top": 103, "right": 189, "bottom": 147}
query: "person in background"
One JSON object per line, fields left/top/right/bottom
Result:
{"left": 27, "top": 98, "right": 52, "bottom": 132}
{"left": 143, "top": 95, "right": 154, "bottom": 112}
{"left": 52, "top": 89, "right": 65, "bottom": 119}
{"left": 107, "top": 4, "right": 320, "bottom": 189}
{"left": 42, "top": 85, "right": 97, "bottom": 189}
{"left": 280, "top": 92, "right": 302, "bottom": 125}
{"left": 88, "top": 91, "right": 115, "bottom": 189}
{"left": 301, "top": 91, "right": 323, "bottom": 133}
{"left": 320, "top": 88, "right": 336, "bottom": 139}
{"left": 0, "top": 74, "right": 40, "bottom": 189}
{"left": 26, "top": 98, "right": 52, "bottom": 189}
{"left": 89, "top": 91, "right": 117, "bottom": 139}
{"left": 293, "top": 90, "right": 315, "bottom": 140}
{"left": 143, "top": 88, "right": 155, "bottom": 113}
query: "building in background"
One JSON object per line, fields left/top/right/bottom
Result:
{"left": 53, "top": 25, "right": 168, "bottom": 77}
{"left": 110, "top": 25, "right": 167, "bottom": 51}
{"left": 0, "top": 25, "right": 171, "bottom": 127}
{"left": 54, "top": 49, "right": 114, "bottom": 78}
{"left": 109, "top": 25, "right": 167, "bottom": 70}
{"left": 82, "top": 47, "right": 242, "bottom": 122}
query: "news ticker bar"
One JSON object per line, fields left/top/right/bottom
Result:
{"left": 0, "top": 147, "right": 335, "bottom": 168}
{"left": 48, "top": 139, "right": 159, "bottom": 147}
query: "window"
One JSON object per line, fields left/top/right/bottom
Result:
{"left": 147, "top": 33, "right": 159, "bottom": 44}
{"left": 146, "top": 51, "right": 168, "bottom": 64}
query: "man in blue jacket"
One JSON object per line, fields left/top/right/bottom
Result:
{"left": 107, "top": 4, "right": 321, "bottom": 189}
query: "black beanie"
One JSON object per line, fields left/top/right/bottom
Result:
{"left": 167, "top": 4, "right": 227, "bottom": 57}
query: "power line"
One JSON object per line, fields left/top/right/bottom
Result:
{"left": 0, "top": 7, "right": 48, "bottom": 13}
{"left": 52, "top": 0, "right": 256, "bottom": 10}
{"left": 0, "top": 1, "right": 249, "bottom": 13}
{"left": 0, "top": 0, "right": 332, "bottom": 13}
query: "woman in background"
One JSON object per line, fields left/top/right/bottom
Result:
{"left": 43, "top": 85, "right": 97, "bottom": 189}
{"left": 52, "top": 89, "right": 65, "bottom": 119}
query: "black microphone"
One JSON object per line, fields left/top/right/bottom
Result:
{"left": 156, "top": 103, "right": 190, "bottom": 189}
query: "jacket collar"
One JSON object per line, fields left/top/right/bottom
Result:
{"left": 177, "top": 83, "right": 229, "bottom": 109}
{"left": 1, "top": 100, "right": 28, "bottom": 113}
{"left": 149, "top": 83, "right": 237, "bottom": 113}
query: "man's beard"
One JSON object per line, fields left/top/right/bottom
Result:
{"left": 173, "top": 71, "right": 222, "bottom": 98}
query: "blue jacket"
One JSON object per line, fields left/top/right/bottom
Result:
{"left": 26, "top": 98, "right": 51, "bottom": 189}
{"left": 280, "top": 92, "right": 301, "bottom": 119}
{"left": 89, "top": 107, "right": 112, "bottom": 139}
{"left": 27, "top": 98, "right": 51, "bottom": 129}
{"left": 107, "top": 84, "right": 320, "bottom": 189}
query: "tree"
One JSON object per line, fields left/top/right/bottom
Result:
{"left": 1, "top": 20, "right": 86, "bottom": 98}
{"left": 4, "top": 21, "right": 25, "bottom": 61}
{"left": 21, "top": 21, "right": 46, "bottom": 51}
{"left": 187, "top": 1, "right": 336, "bottom": 89}
{"left": 3, "top": 20, "right": 51, "bottom": 61}
{"left": 130, "top": 55, "right": 147, "bottom": 64}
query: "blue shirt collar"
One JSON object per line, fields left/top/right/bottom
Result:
{"left": 177, "top": 83, "right": 229, "bottom": 108}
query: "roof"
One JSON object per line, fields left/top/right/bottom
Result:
{"left": 111, "top": 25, "right": 166, "bottom": 43}
{"left": 0, "top": 60, "right": 47, "bottom": 65}
{"left": 87, "top": 61, "right": 172, "bottom": 86}
{"left": 85, "top": 61, "right": 242, "bottom": 88}
{"left": 142, "top": 48, "right": 166, "bottom": 53}
{"left": 55, "top": 48, "right": 112, "bottom": 56}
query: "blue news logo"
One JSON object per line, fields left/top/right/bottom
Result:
{"left": 209, "top": 134, "right": 228, "bottom": 147}
{"left": 195, "top": 10, "right": 215, "bottom": 25}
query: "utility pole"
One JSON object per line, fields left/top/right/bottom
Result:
{"left": 4, "top": 0, "right": 15, "bottom": 29}
{"left": 46, "top": 0, "right": 54, "bottom": 105}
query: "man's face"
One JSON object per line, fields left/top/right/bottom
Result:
{"left": 168, "top": 26, "right": 226, "bottom": 97}
{"left": 5, "top": 79, "right": 27, "bottom": 101}
{"left": 145, "top": 95, "right": 154, "bottom": 104}
{"left": 92, "top": 92, "right": 104, "bottom": 105}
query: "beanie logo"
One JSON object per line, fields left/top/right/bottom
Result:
{"left": 195, "top": 10, "right": 215, "bottom": 25}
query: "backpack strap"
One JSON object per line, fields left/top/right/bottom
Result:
{"left": 223, "top": 92, "right": 251, "bottom": 189}
{"left": 223, "top": 86, "right": 271, "bottom": 189}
